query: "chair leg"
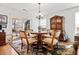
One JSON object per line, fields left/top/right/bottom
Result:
{"left": 48, "top": 46, "right": 54, "bottom": 52}
{"left": 27, "top": 45, "right": 29, "bottom": 54}
{"left": 21, "top": 38, "right": 23, "bottom": 49}
{"left": 21, "top": 42, "right": 23, "bottom": 49}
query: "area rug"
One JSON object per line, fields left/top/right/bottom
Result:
{"left": 9, "top": 39, "right": 75, "bottom": 55}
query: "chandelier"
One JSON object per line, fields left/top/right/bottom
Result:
{"left": 36, "top": 3, "right": 44, "bottom": 32}
{"left": 36, "top": 3, "right": 44, "bottom": 19}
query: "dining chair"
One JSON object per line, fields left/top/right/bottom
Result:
{"left": 42, "top": 30, "right": 61, "bottom": 52}
{"left": 19, "top": 31, "right": 37, "bottom": 54}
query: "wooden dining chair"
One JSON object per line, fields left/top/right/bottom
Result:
{"left": 19, "top": 31, "right": 37, "bottom": 54}
{"left": 42, "top": 30, "right": 61, "bottom": 52}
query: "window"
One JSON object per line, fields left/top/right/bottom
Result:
{"left": 75, "top": 12, "right": 79, "bottom": 34}
{"left": 40, "top": 18, "right": 47, "bottom": 28}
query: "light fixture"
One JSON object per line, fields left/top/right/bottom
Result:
{"left": 36, "top": 3, "right": 44, "bottom": 32}
{"left": 36, "top": 3, "right": 44, "bottom": 19}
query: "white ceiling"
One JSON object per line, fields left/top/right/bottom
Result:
{"left": 0, "top": 3, "right": 79, "bottom": 18}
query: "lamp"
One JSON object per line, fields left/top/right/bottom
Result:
{"left": 36, "top": 3, "right": 44, "bottom": 32}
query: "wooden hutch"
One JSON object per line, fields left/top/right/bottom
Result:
{"left": 50, "top": 15, "right": 65, "bottom": 41}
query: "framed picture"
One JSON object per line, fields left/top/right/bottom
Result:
{"left": 0, "top": 14, "right": 7, "bottom": 28}
{"left": 0, "top": 14, "right": 7, "bottom": 24}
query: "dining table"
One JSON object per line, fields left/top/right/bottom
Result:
{"left": 30, "top": 31, "right": 56, "bottom": 54}
{"left": 31, "top": 32, "right": 48, "bottom": 42}
{"left": 31, "top": 32, "right": 49, "bottom": 53}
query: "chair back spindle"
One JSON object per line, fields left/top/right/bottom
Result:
{"left": 19, "top": 31, "right": 29, "bottom": 45}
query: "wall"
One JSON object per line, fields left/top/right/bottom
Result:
{"left": 0, "top": 6, "right": 28, "bottom": 34}
{"left": 0, "top": 7, "right": 12, "bottom": 35}
{"left": 46, "top": 6, "right": 79, "bottom": 41}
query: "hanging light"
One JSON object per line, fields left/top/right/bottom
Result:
{"left": 36, "top": 3, "right": 44, "bottom": 19}
{"left": 36, "top": 3, "right": 42, "bottom": 32}
{"left": 36, "top": 3, "right": 45, "bottom": 32}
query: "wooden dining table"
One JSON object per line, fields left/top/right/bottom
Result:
{"left": 31, "top": 32, "right": 48, "bottom": 41}
{"left": 31, "top": 32, "right": 48, "bottom": 51}
{"left": 31, "top": 32, "right": 48, "bottom": 49}
{"left": 31, "top": 32, "right": 52, "bottom": 54}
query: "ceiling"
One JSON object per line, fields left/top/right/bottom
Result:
{"left": 0, "top": 3, "right": 79, "bottom": 19}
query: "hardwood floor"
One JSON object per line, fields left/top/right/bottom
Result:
{"left": 0, "top": 43, "right": 18, "bottom": 55}
{"left": 0, "top": 42, "right": 79, "bottom": 55}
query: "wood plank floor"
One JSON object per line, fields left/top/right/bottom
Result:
{"left": 0, "top": 42, "right": 79, "bottom": 55}
{"left": 0, "top": 43, "right": 18, "bottom": 55}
